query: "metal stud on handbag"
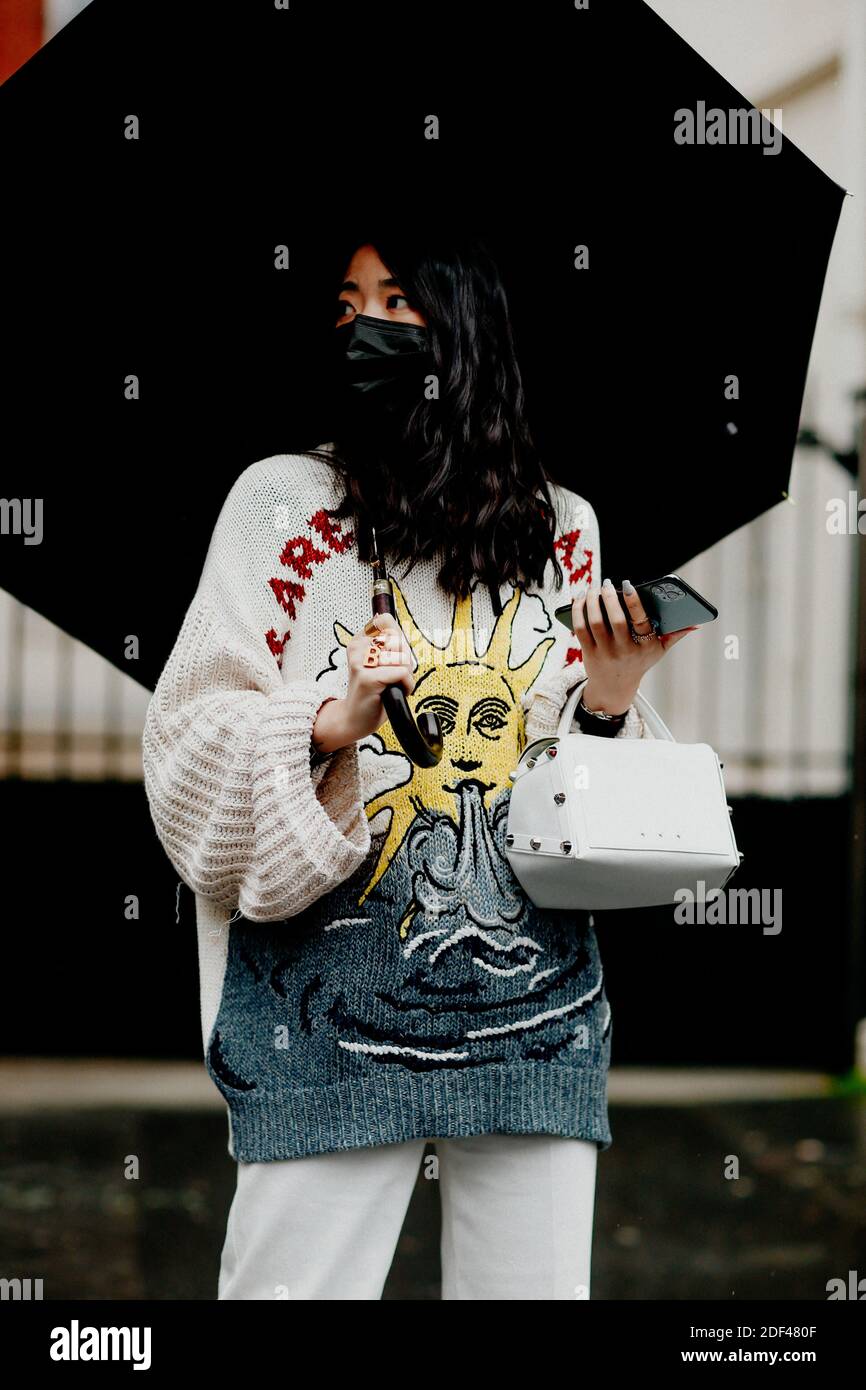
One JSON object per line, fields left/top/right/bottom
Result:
{"left": 505, "top": 679, "right": 743, "bottom": 910}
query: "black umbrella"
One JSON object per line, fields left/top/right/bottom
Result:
{"left": 0, "top": 0, "right": 847, "bottom": 687}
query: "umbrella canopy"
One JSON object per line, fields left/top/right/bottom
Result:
{"left": 0, "top": 0, "right": 847, "bottom": 688}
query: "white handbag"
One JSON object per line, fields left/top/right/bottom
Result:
{"left": 505, "top": 679, "right": 743, "bottom": 911}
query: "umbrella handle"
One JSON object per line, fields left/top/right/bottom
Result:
{"left": 371, "top": 585, "right": 444, "bottom": 768}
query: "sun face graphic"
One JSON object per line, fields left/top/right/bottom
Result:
{"left": 204, "top": 574, "right": 608, "bottom": 1100}
{"left": 332, "top": 579, "right": 554, "bottom": 930}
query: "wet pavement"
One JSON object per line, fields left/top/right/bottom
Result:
{"left": 0, "top": 1079, "right": 864, "bottom": 1300}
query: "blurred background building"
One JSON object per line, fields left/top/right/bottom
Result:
{"left": 640, "top": 0, "right": 866, "bottom": 800}
{"left": 0, "top": 0, "right": 89, "bottom": 84}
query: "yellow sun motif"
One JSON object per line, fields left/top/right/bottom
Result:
{"left": 333, "top": 579, "right": 554, "bottom": 931}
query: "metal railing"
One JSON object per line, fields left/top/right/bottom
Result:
{"left": 639, "top": 445, "right": 854, "bottom": 797}
{"left": 0, "top": 443, "right": 857, "bottom": 793}
{"left": 0, "top": 591, "right": 148, "bottom": 781}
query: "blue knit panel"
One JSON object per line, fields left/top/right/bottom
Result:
{"left": 205, "top": 785, "right": 613, "bottom": 1161}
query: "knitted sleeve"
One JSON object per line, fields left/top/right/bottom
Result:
{"left": 523, "top": 490, "right": 650, "bottom": 744}
{"left": 141, "top": 462, "right": 372, "bottom": 923}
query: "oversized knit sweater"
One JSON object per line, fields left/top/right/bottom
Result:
{"left": 141, "top": 445, "right": 652, "bottom": 1162}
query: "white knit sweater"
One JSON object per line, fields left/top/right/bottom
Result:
{"left": 142, "top": 446, "right": 649, "bottom": 1076}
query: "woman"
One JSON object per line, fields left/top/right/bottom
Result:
{"left": 142, "top": 229, "right": 696, "bottom": 1300}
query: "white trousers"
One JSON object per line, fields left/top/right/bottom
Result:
{"left": 217, "top": 1132, "right": 598, "bottom": 1300}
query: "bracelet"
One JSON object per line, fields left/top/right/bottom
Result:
{"left": 310, "top": 742, "right": 336, "bottom": 769}
{"left": 310, "top": 696, "right": 340, "bottom": 768}
{"left": 574, "top": 687, "right": 627, "bottom": 738}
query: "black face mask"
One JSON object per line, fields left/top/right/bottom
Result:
{"left": 330, "top": 313, "right": 435, "bottom": 432}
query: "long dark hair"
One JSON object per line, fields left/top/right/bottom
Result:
{"left": 308, "top": 228, "right": 565, "bottom": 599}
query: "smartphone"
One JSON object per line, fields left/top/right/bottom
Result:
{"left": 555, "top": 574, "right": 718, "bottom": 636}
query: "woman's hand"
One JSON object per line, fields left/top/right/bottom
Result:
{"left": 572, "top": 578, "right": 698, "bottom": 717}
{"left": 311, "top": 612, "right": 416, "bottom": 754}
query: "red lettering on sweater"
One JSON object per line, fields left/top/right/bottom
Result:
{"left": 311, "top": 508, "right": 354, "bottom": 553}
{"left": 278, "top": 535, "right": 331, "bottom": 580}
{"left": 265, "top": 628, "right": 286, "bottom": 660}
{"left": 266, "top": 510, "right": 355, "bottom": 666}
{"left": 268, "top": 577, "right": 307, "bottom": 617}
{"left": 554, "top": 523, "right": 589, "bottom": 671}
{"left": 555, "top": 527, "right": 593, "bottom": 586}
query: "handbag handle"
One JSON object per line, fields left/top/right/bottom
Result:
{"left": 556, "top": 677, "right": 676, "bottom": 742}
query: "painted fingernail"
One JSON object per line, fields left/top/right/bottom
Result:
{"left": 622, "top": 579, "right": 635, "bottom": 593}
{"left": 602, "top": 576, "right": 613, "bottom": 588}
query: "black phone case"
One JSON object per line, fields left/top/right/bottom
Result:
{"left": 555, "top": 574, "right": 717, "bottom": 636}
